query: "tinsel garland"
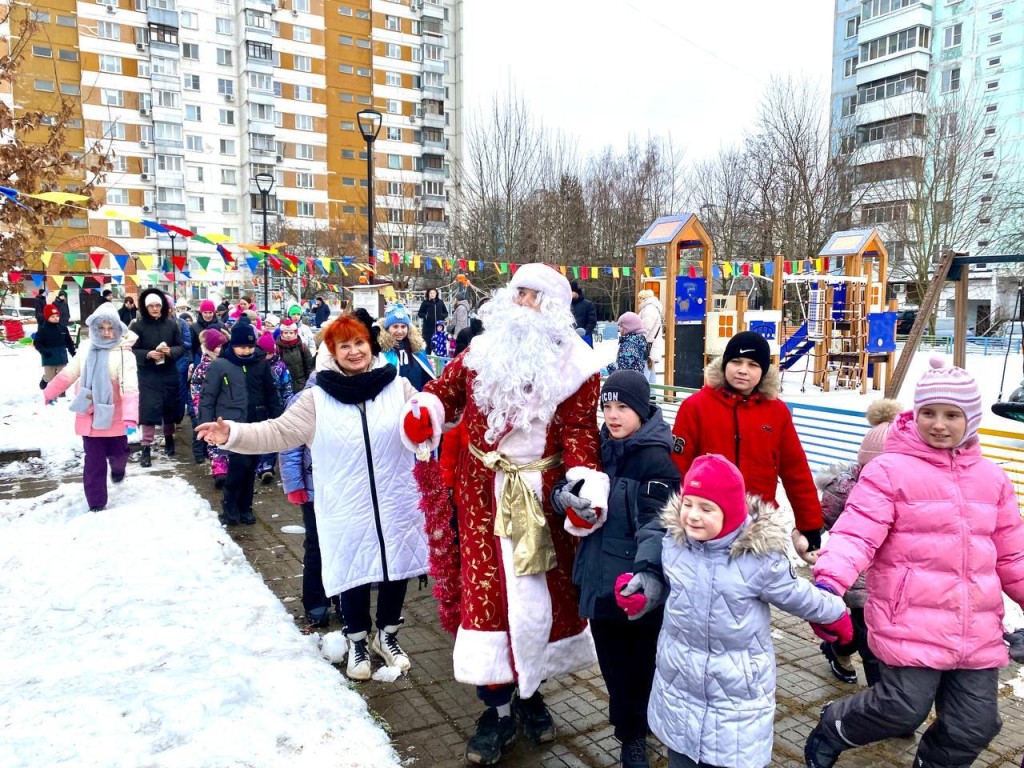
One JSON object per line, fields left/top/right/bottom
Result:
{"left": 414, "top": 456, "right": 462, "bottom": 635}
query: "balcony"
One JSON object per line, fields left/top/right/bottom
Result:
{"left": 856, "top": 51, "right": 931, "bottom": 85}
{"left": 855, "top": 90, "right": 926, "bottom": 125}
{"left": 146, "top": 7, "right": 179, "bottom": 28}
{"left": 859, "top": 3, "right": 933, "bottom": 41}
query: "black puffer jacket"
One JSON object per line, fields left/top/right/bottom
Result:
{"left": 199, "top": 347, "right": 283, "bottom": 425}
{"left": 130, "top": 289, "right": 184, "bottom": 373}
{"left": 417, "top": 296, "right": 448, "bottom": 340}
{"left": 570, "top": 288, "right": 597, "bottom": 337}
{"left": 33, "top": 321, "right": 77, "bottom": 366}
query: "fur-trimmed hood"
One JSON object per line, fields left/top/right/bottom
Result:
{"left": 660, "top": 493, "right": 790, "bottom": 558}
{"left": 378, "top": 321, "right": 427, "bottom": 354}
{"left": 703, "top": 355, "right": 780, "bottom": 400}
{"left": 137, "top": 287, "right": 171, "bottom": 322}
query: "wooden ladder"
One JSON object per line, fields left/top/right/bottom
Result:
{"left": 885, "top": 250, "right": 958, "bottom": 399}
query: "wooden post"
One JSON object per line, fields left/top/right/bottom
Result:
{"left": 736, "top": 290, "right": 748, "bottom": 331}
{"left": 772, "top": 254, "right": 784, "bottom": 312}
{"left": 665, "top": 243, "right": 678, "bottom": 389}
{"left": 953, "top": 274, "right": 969, "bottom": 368}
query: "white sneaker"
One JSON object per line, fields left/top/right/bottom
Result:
{"left": 345, "top": 631, "right": 372, "bottom": 681}
{"left": 370, "top": 624, "right": 411, "bottom": 671}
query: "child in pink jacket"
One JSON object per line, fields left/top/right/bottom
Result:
{"left": 805, "top": 357, "right": 1024, "bottom": 768}
{"left": 43, "top": 303, "right": 139, "bottom": 512}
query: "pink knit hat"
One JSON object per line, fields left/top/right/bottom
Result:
{"left": 256, "top": 333, "right": 277, "bottom": 355}
{"left": 199, "top": 299, "right": 216, "bottom": 313}
{"left": 681, "top": 454, "right": 748, "bottom": 539}
{"left": 857, "top": 398, "right": 902, "bottom": 465}
{"left": 914, "top": 355, "right": 983, "bottom": 444}
{"left": 617, "top": 311, "right": 643, "bottom": 334}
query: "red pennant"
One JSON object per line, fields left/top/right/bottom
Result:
{"left": 784, "top": 261, "right": 792, "bottom": 275}
{"left": 90, "top": 253, "right": 104, "bottom": 269}
{"left": 742, "top": 263, "right": 750, "bottom": 277}
{"left": 688, "top": 265, "right": 696, "bottom": 278}
{"left": 458, "top": 259, "right": 467, "bottom": 270}
{"left": 171, "top": 256, "right": 187, "bottom": 271}
{"left": 823, "top": 257, "right": 830, "bottom": 272}
{"left": 580, "top": 266, "right": 588, "bottom": 280}
{"left": 269, "top": 256, "right": 283, "bottom": 270}
{"left": 164, "top": 271, "right": 176, "bottom": 282}
{"left": 301, "top": 278, "right": 308, "bottom": 287}
{"left": 163, "top": 224, "right": 195, "bottom": 238}
{"left": 391, "top": 252, "right": 400, "bottom": 266}
{"left": 8, "top": 270, "right": 22, "bottom": 284}
{"left": 283, "top": 253, "right": 299, "bottom": 265}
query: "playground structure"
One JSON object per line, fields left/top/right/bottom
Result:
{"left": 633, "top": 215, "right": 898, "bottom": 394}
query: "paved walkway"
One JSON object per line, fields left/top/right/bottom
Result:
{"left": 172, "top": 423, "right": 1024, "bottom": 767}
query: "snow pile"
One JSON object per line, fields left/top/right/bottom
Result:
{"left": 0, "top": 474, "right": 399, "bottom": 768}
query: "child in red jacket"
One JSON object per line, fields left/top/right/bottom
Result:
{"left": 671, "top": 331, "right": 823, "bottom": 561}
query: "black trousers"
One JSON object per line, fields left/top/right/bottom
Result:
{"left": 222, "top": 452, "right": 258, "bottom": 522}
{"left": 668, "top": 750, "right": 724, "bottom": 768}
{"left": 825, "top": 663, "right": 1001, "bottom": 767}
{"left": 301, "top": 501, "right": 329, "bottom": 618}
{"left": 340, "top": 578, "right": 408, "bottom": 635}
{"left": 477, "top": 683, "right": 516, "bottom": 708}
{"left": 591, "top": 616, "right": 660, "bottom": 742}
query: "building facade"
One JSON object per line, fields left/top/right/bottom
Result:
{"left": 830, "top": 0, "right": 1024, "bottom": 331}
{"left": 8, "top": 0, "right": 462, "bottom": 296}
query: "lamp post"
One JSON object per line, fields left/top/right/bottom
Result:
{"left": 356, "top": 109, "right": 382, "bottom": 285}
{"left": 254, "top": 172, "right": 275, "bottom": 315}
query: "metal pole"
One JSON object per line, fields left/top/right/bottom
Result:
{"left": 261, "top": 191, "right": 269, "bottom": 315}
{"left": 170, "top": 232, "right": 177, "bottom": 302}
{"left": 366, "top": 140, "right": 375, "bottom": 285}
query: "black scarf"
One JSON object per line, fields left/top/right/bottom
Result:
{"left": 317, "top": 364, "right": 397, "bottom": 405}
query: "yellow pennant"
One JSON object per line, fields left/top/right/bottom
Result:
{"left": 138, "top": 254, "right": 157, "bottom": 270}
{"left": 40, "top": 251, "right": 54, "bottom": 267}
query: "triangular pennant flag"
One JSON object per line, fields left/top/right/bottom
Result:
{"left": 171, "top": 256, "right": 187, "bottom": 271}
{"left": 784, "top": 261, "right": 792, "bottom": 275}
{"left": 112, "top": 275, "right": 123, "bottom": 284}
{"left": 268, "top": 256, "right": 283, "bottom": 270}
{"left": 722, "top": 263, "right": 733, "bottom": 278}
{"left": 32, "top": 274, "right": 44, "bottom": 288}
{"left": 764, "top": 262, "right": 773, "bottom": 277}
{"left": 572, "top": 266, "right": 580, "bottom": 279}
{"left": 321, "top": 257, "right": 332, "bottom": 273}
{"left": 40, "top": 251, "right": 54, "bottom": 268}
{"left": 89, "top": 253, "right": 104, "bottom": 270}
{"left": 64, "top": 252, "right": 78, "bottom": 269}
{"left": 72, "top": 275, "right": 86, "bottom": 287}
{"left": 195, "top": 256, "right": 211, "bottom": 271}
{"left": 643, "top": 267, "right": 651, "bottom": 277}
{"left": 590, "top": 267, "right": 598, "bottom": 279}
{"left": 245, "top": 257, "right": 261, "bottom": 273}
{"left": 823, "top": 257, "right": 830, "bottom": 272}
{"left": 114, "top": 254, "right": 130, "bottom": 272}
{"left": 139, "top": 254, "right": 157, "bottom": 270}
{"left": 8, "top": 270, "right": 22, "bottom": 284}
{"left": 742, "top": 263, "right": 750, "bottom": 277}
{"left": 713, "top": 265, "right": 722, "bottom": 278}
{"left": 611, "top": 266, "right": 620, "bottom": 278}
{"left": 688, "top": 265, "right": 697, "bottom": 278}
{"left": 622, "top": 266, "right": 631, "bottom": 277}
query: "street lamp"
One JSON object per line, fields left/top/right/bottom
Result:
{"left": 356, "top": 108, "right": 382, "bottom": 284}
{"left": 254, "top": 172, "right": 275, "bottom": 314}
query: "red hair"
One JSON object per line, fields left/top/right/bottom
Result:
{"left": 322, "top": 313, "right": 371, "bottom": 350}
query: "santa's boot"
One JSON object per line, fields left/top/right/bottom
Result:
{"left": 369, "top": 622, "right": 410, "bottom": 671}
{"left": 345, "top": 631, "right": 372, "bottom": 681}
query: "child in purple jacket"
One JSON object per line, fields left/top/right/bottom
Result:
{"left": 806, "top": 357, "right": 1024, "bottom": 768}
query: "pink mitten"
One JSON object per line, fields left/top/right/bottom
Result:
{"left": 810, "top": 612, "right": 854, "bottom": 645}
{"left": 614, "top": 573, "right": 647, "bottom": 617}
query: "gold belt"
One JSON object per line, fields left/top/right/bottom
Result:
{"left": 469, "top": 443, "right": 563, "bottom": 577}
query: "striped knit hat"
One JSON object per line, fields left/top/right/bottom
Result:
{"left": 914, "top": 355, "right": 983, "bottom": 444}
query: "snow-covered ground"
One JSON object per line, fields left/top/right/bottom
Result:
{"left": 0, "top": 346, "right": 399, "bottom": 768}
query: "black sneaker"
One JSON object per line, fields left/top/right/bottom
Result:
{"left": 513, "top": 691, "right": 555, "bottom": 744}
{"left": 259, "top": 470, "right": 274, "bottom": 485}
{"left": 240, "top": 509, "right": 256, "bottom": 525}
{"left": 465, "top": 707, "right": 516, "bottom": 765}
{"left": 820, "top": 642, "right": 858, "bottom": 685}
{"left": 89, "top": 505, "right": 105, "bottom": 512}
{"left": 111, "top": 472, "right": 125, "bottom": 484}
{"left": 307, "top": 607, "right": 330, "bottom": 629}
{"left": 805, "top": 714, "right": 844, "bottom": 768}
{"left": 620, "top": 735, "right": 650, "bottom": 768}
{"left": 140, "top": 446, "right": 152, "bottom": 468}
{"left": 163, "top": 436, "right": 175, "bottom": 457}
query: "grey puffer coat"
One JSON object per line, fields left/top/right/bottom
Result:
{"left": 645, "top": 497, "right": 845, "bottom": 767}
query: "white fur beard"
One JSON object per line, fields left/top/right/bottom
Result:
{"left": 467, "top": 288, "right": 576, "bottom": 445}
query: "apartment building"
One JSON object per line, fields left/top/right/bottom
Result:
{"left": 9, "top": 0, "right": 462, "bottom": 292}
{"left": 830, "top": 0, "right": 1024, "bottom": 330}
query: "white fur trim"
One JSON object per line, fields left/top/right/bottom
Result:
{"left": 509, "top": 263, "right": 572, "bottom": 308}
{"left": 398, "top": 391, "right": 444, "bottom": 452}
{"left": 562, "top": 509, "right": 607, "bottom": 537}
{"left": 453, "top": 628, "right": 515, "bottom": 686}
{"left": 533, "top": 625, "right": 596, "bottom": 699}
{"left": 565, "top": 466, "right": 610, "bottom": 510}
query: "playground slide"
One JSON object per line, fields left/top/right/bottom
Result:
{"left": 780, "top": 322, "right": 815, "bottom": 371}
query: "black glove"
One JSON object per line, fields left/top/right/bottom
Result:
{"left": 1004, "top": 630, "right": 1024, "bottom": 662}
{"left": 801, "top": 528, "right": 823, "bottom": 552}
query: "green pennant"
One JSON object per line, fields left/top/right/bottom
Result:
{"left": 622, "top": 266, "right": 631, "bottom": 277}
{"left": 500, "top": 262, "right": 508, "bottom": 274}
{"left": 572, "top": 266, "right": 580, "bottom": 279}
{"left": 64, "top": 252, "right": 79, "bottom": 269}
{"left": 195, "top": 256, "right": 211, "bottom": 270}
{"left": 72, "top": 274, "right": 86, "bottom": 287}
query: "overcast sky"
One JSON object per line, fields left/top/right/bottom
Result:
{"left": 462, "top": 0, "right": 836, "bottom": 163}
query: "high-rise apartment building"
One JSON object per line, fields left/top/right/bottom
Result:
{"left": 830, "top": 0, "right": 1023, "bottom": 327}
{"left": 8, "top": 0, "right": 462, "bottom": 292}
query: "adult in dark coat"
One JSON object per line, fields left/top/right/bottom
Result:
{"left": 313, "top": 297, "right": 331, "bottom": 328}
{"left": 54, "top": 290, "right": 71, "bottom": 327}
{"left": 417, "top": 288, "right": 448, "bottom": 343}
{"left": 130, "top": 288, "right": 185, "bottom": 467}
{"left": 118, "top": 296, "right": 138, "bottom": 327}
{"left": 569, "top": 281, "right": 597, "bottom": 347}
{"left": 33, "top": 291, "right": 47, "bottom": 324}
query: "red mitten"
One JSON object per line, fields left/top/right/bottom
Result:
{"left": 614, "top": 573, "right": 647, "bottom": 616}
{"left": 286, "top": 489, "right": 309, "bottom": 505}
{"left": 810, "top": 612, "right": 854, "bottom": 645}
{"left": 566, "top": 507, "right": 595, "bottom": 530}
{"left": 403, "top": 408, "right": 434, "bottom": 445}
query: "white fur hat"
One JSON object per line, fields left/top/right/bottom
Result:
{"left": 508, "top": 263, "right": 572, "bottom": 307}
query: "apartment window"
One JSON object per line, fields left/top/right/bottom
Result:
{"left": 861, "top": 0, "right": 922, "bottom": 22}
{"left": 981, "top": 172, "right": 995, "bottom": 181}
{"left": 841, "top": 95, "right": 857, "bottom": 117}
{"left": 386, "top": 71, "right": 401, "bottom": 87}
{"left": 32, "top": 45, "right": 52, "bottom": 58}
{"left": 387, "top": 181, "right": 402, "bottom": 195}
{"left": 249, "top": 103, "right": 274, "bottom": 121}
{"left": 245, "top": 9, "right": 268, "bottom": 28}
{"left": 186, "top": 165, "right": 203, "bottom": 182}
{"left": 102, "top": 89, "right": 124, "bottom": 107}
{"left": 386, "top": 15, "right": 400, "bottom": 31}
{"left": 857, "top": 70, "right": 928, "bottom": 104}
{"left": 152, "top": 56, "right": 178, "bottom": 76}
{"left": 294, "top": 85, "right": 312, "bottom": 101}
{"left": 247, "top": 41, "right": 272, "bottom": 60}
{"left": 987, "top": 57, "right": 1001, "bottom": 68}
{"left": 216, "top": 79, "right": 233, "bottom": 97}
{"left": 943, "top": 23, "right": 962, "bottom": 48}
{"left": 356, "top": 9, "right": 369, "bottom": 19}
{"left": 30, "top": 10, "right": 50, "bottom": 22}
{"left": 384, "top": 127, "right": 401, "bottom": 141}
{"left": 982, "top": 149, "right": 995, "bottom": 158}
{"left": 222, "top": 199, "right": 238, "bottom": 214}
{"left": 859, "top": 26, "right": 930, "bottom": 63}
{"left": 186, "top": 135, "right": 203, "bottom": 151}
{"left": 140, "top": 125, "right": 154, "bottom": 142}
{"left": 295, "top": 114, "right": 314, "bottom": 131}
{"left": 274, "top": 81, "right": 282, "bottom": 97}
{"left": 293, "top": 25, "right": 311, "bottom": 42}
{"left": 424, "top": 180, "right": 444, "bottom": 197}
{"left": 184, "top": 74, "right": 200, "bottom": 90}
{"left": 155, "top": 90, "right": 179, "bottom": 108}
{"left": 296, "top": 144, "right": 314, "bottom": 160}
{"left": 985, "top": 104, "right": 998, "bottom": 114}
{"left": 984, "top": 126, "right": 996, "bottom": 137}
{"left": 108, "top": 220, "right": 130, "bottom": 237}
{"left": 294, "top": 55, "right": 312, "bottom": 72}
{"left": 340, "top": 93, "right": 354, "bottom": 103}
{"left": 339, "top": 34, "right": 353, "bottom": 45}
{"left": 297, "top": 201, "right": 314, "bottom": 217}
{"left": 182, "top": 42, "right": 199, "bottom": 59}
{"left": 216, "top": 48, "right": 233, "bottom": 66}
{"left": 250, "top": 73, "right": 273, "bottom": 91}
{"left": 296, "top": 172, "right": 313, "bottom": 188}
{"left": 424, "top": 44, "right": 443, "bottom": 61}
{"left": 941, "top": 67, "right": 960, "bottom": 93}
{"left": 386, "top": 43, "right": 402, "bottom": 58}
{"left": 339, "top": 63, "right": 354, "bottom": 74}
{"left": 857, "top": 114, "right": 925, "bottom": 146}
{"left": 274, "top": 111, "right": 284, "bottom": 127}
{"left": 989, "top": 33, "right": 1002, "bottom": 45}
{"left": 154, "top": 122, "right": 182, "bottom": 141}
{"left": 251, "top": 134, "right": 274, "bottom": 152}
{"left": 215, "top": 17, "right": 233, "bottom": 34}
{"left": 293, "top": 0, "right": 309, "bottom": 10}
{"left": 106, "top": 188, "right": 129, "bottom": 205}
{"left": 157, "top": 187, "right": 184, "bottom": 205}
{"left": 180, "top": 10, "right": 198, "bottom": 28}
{"left": 220, "top": 139, "right": 236, "bottom": 154}
{"left": 860, "top": 201, "right": 909, "bottom": 224}
{"left": 185, "top": 105, "right": 202, "bottom": 121}
{"left": 341, "top": 120, "right": 355, "bottom": 131}
{"left": 424, "top": 71, "right": 443, "bottom": 88}
{"left": 111, "top": 156, "right": 127, "bottom": 172}
{"left": 938, "top": 113, "right": 958, "bottom": 136}
{"left": 388, "top": 208, "right": 403, "bottom": 223}
{"left": 60, "top": 84, "right": 81, "bottom": 96}
{"left": 139, "top": 62, "right": 151, "bottom": 77}
{"left": 845, "top": 16, "right": 859, "bottom": 38}
{"left": 99, "top": 55, "right": 122, "bottom": 74}
{"left": 990, "top": 9, "right": 1003, "bottom": 21}
{"left": 102, "top": 121, "right": 125, "bottom": 139}
{"left": 986, "top": 80, "right": 999, "bottom": 91}
{"left": 338, "top": 5, "right": 353, "bottom": 14}
{"left": 219, "top": 109, "right": 235, "bottom": 126}
{"left": 342, "top": 177, "right": 355, "bottom": 186}
{"left": 97, "top": 21, "right": 120, "bottom": 40}
{"left": 388, "top": 154, "right": 402, "bottom": 170}
{"left": 220, "top": 169, "right": 236, "bottom": 184}
{"left": 188, "top": 196, "right": 206, "bottom": 213}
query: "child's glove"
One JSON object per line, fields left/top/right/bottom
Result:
{"left": 809, "top": 582, "right": 853, "bottom": 644}
{"left": 615, "top": 572, "right": 665, "bottom": 619}
{"left": 554, "top": 479, "right": 597, "bottom": 529}
{"left": 1004, "top": 630, "right": 1024, "bottom": 662}
{"left": 286, "top": 489, "right": 309, "bottom": 505}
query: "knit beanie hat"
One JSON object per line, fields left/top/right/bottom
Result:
{"left": 287, "top": 304, "right": 303, "bottom": 317}
{"left": 144, "top": 292, "right": 164, "bottom": 307}
{"left": 722, "top": 331, "right": 771, "bottom": 374}
{"left": 199, "top": 299, "right": 216, "bottom": 313}
{"left": 230, "top": 323, "right": 257, "bottom": 347}
{"left": 857, "top": 398, "right": 903, "bottom": 465}
{"left": 280, "top": 317, "right": 296, "bottom": 328}
{"left": 509, "top": 263, "right": 573, "bottom": 307}
{"left": 600, "top": 370, "right": 650, "bottom": 422}
{"left": 383, "top": 304, "right": 411, "bottom": 329}
{"left": 257, "top": 333, "right": 276, "bottom": 355}
{"left": 201, "top": 328, "right": 227, "bottom": 352}
{"left": 43, "top": 304, "right": 60, "bottom": 320}
{"left": 682, "top": 454, "right": 748, "bottom": 539}
{"left": 914, "top": 355, "right": 983, "bottom": 444}
{"left": 617, "top": 311, "right": 643, "bottom": 335}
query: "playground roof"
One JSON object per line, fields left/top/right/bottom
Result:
{"left": 818, "top": 229, "right": 887, "bottom": 259}
{"left": 635, "top": 213, "right": 703, "bottom": 248}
